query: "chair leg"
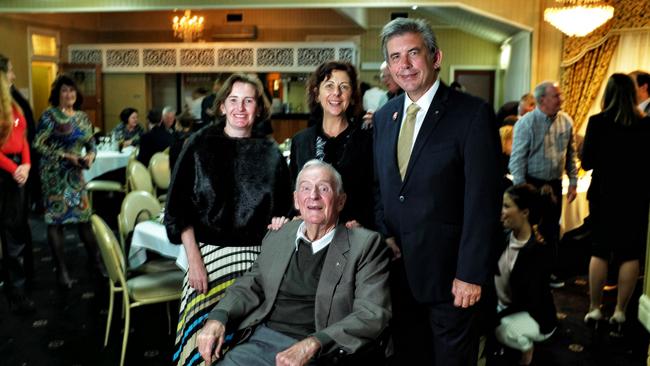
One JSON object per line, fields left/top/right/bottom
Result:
{"left": 121, "top": 300, "right": 130, "bottom": 366}
{"left": 104, "top": 283, "right": 115, "bottom": 347}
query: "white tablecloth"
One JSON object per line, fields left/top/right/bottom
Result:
{"left": 83, "top": 146, "right": 134, "bottom": 182}
{"left": 128, "top": 220, "right": 188, "bottom": 271}
{"left": 560, "top": 174, "right": 591, "bottom": 236}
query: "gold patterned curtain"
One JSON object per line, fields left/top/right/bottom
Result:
{"left": 559, "top": 0, "right": 650, "bottom": 133}
{"left": 560, "top": 36, "right": 619, "bottom": 133}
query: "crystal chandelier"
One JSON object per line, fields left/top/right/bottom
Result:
{"left": 172, "top": 10, "right": 205, "bottom": 42}
{"left": 544, "top": 0, "right": 614, "bottom": 37}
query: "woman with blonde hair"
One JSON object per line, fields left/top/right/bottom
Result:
{"left": 0, "top": 54, "right": 35, "bottom": 313}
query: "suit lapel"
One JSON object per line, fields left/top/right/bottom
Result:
{"left": 403, "top": 83, "right": 450, "bottom": 184}
{"left": 266, "top": 221, "right": 301, "bottom": 300}
{"left": 388, "top": 97, "right": 405, "bottom": 179}
{"left": 314, "top": 224, "right": 349, "bottom": 329}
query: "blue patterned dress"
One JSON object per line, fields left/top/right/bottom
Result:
{"left": 34, "top": 108, "right": 96, "bottom": 225}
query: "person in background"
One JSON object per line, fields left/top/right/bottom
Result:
{"left": 582, "top": 73, "right": 650, "bottom": 336}
{"left": 373, "top": 18, "right": 502, "bottom": 365}
{"left": 380, "top": 61, "right": 402, "bottom": 100}
{"left": 450, "top": 81, "right": 464, "bottom": 92}
{"left": 196, "top": 160, "right": 391, "bottom": 366}
{"left": 161, "top": 106, "right": 176, "bottom": 132}
{"left": 0, "top": 54, "right": 41, "bottom": 215}
{"left": 137, "top": 106, "right": 175, "bottom": 166}
{"left": 499, "top": 121, "right": 515, "bottom": 174}
{"left": 629, "top": 70, "right": 650, "bottom": 115}
{"left": 165, "top": 73, "right": 292, "bottom": 366}
{"left": 111, "top": 107, "right": 144, "bottom": 148}
{"left": 34, "top": 75, "right": 103, "bottom": 289}
{"left": 0, "top": 56, "right": 35, "bottom": 314}
{"left": 289, "top": 61, "right": 375, "bottom": 229}
{"left": 518, "top": 93, "right": 536, "bottom": 118}
{"left": 509, "top": 81, "right": 578, "bottom": 289}
{"left": 488, "top": 184, "right": 557, "bottom": 366}
{"left": 199, "top": 79, "right": 222, "bottom": 130}
{"left": 186, "top": 87, "right": 208, "bottom": 122}
{"left": 168, "top": 110, "right": 194, "bottom": 170}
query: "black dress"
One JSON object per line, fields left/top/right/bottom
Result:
{"left": 289, "top": 118, "right": 375, "bottom": 228}
{"left": 582, "top": 112, "right": 650, "bottom": 262}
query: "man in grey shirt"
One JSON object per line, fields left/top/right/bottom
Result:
{"left": 509, "top": 81, "right": 578, "bottom": 287}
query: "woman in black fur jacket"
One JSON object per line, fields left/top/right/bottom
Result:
{"left": 164, "top": 74, "right": 292, "bottom": 366}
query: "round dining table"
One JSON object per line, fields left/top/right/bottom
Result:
{"left": 83, "top": 146, "right": 135, "bottom": 182}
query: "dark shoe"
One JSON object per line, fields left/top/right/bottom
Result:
{"left": 549, "top": 274, "right": 565, "bottom": 289}
{"left": 8, "top": 294, "right": 35, "bottom": 315}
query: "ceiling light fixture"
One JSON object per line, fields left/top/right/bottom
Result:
{"left": 172, "top": 10, "right": 205, "bottom": 42}
{"left": 544, "top": 0, "right": 614, "bottom": 37}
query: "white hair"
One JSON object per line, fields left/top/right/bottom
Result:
{"left": 295, "top": 159, "right": 344, "bottom": 194}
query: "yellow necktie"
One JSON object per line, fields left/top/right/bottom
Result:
{"left": 397, "top": 103, "right": 420, "bottom": 180}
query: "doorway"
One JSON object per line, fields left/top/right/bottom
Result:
{"left": 30, "top": 61, "right": 57, "bottom": 120}
{"left": 452, "top": 68, "right": 497, "bottom": 107}
{"left": 28, "top": 27, "right": 60, "bottom": 120}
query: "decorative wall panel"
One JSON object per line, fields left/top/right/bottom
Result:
{"left": 106, "top": 49, "right": 139, "bottom": 68}
{"left": 297, "top": 48, "right": 335, "bottom": 66}
{"left": 143, "top": 49, "right": 176, "bottom": 67}
{"left": 69, "top": 42, "right": 356, "bottom": 73}
{"left": 217, "top": 48, "right": 254, "bottom": 67}
{"left": 180, "top": 49, "right": 215, "bottom": 66}
{"left": 70, "top": 49, "right": 102, "bottom": 64}
{"left": 258, "top": 48, "right": 293, "bottom": 67}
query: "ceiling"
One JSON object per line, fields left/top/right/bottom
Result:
{"left": 0, "top": 3, "right": 530, "bottom": 44}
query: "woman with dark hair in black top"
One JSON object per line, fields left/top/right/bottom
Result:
{"left": 289, "top": 61, "right": 375, "bottom": 229}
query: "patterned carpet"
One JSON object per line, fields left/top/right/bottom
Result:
{"left": 0, "top": 214, "right": 647, "bottom": 366}
{"left": 0, "top": 215, "right": 178, "bottom": 366}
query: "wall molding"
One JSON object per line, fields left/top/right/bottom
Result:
{"left": 69, "top": 42, "right": 357, "bottom": 73}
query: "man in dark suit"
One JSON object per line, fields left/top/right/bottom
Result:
{"left": 372, "top": 18, "right": 502, "bottom": 365}
{"left": 137, "top": 106, "right": 175, "bottom": 166}
{"left": 196, "top": 160, "right": 391, "bottom": 366}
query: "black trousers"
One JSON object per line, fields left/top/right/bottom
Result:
{"left": 0, "top": 169, "right": 33, "bottom": 297}
{"left": 389, "top": 259, "right": 479, "bottom": 366}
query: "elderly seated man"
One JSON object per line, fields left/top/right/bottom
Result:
{"left": 197, "top": 159, "right": 391, "bottom": 366}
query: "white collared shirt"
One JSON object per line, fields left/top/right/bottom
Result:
{"left": 401, "top": 78, "right": 440, "bottom": 150}
{"left": 295, "top": 221, "right": 336, "bottom": 254}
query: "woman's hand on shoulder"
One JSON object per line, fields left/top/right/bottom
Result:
{"left": 267, "top": 216, "right": 290, "bottom": 231}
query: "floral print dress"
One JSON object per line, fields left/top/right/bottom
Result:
{"left": 34, "top": 108, "right": 96, "bottom": 225}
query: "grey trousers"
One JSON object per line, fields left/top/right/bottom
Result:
{"left": 217, "top": 325, "right": 298, "bottom": 366}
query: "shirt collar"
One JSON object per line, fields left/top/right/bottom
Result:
{"left": 405, "top": 78, "right": 439, "bottom": 112}
{"left": 295, "top": 221, "right": 337, "bottom": 254}
{"left": 533, "top": 107, "right": 556, "bottom": 123}
{"left": 639, "top": 98, "right": 650, "bottom": 113}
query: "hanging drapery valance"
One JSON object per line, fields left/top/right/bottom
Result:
{"left": 560, "top": 0, "right": 650, "bottom": 134}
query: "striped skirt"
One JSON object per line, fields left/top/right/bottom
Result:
{"left": 173, "top": 243, "right": 261, "bottom": 366}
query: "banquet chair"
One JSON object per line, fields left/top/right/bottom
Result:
{"left": 91, "top": 214, "right": 183, "bottom": 366}
{"left": 117, "top": 191, "right": 177, "bottom": 273}
{"left": 126, "top": 160, "right": 154, "bottom": 195}
{"left": 148, "top": 152, "right": 170, "bottom": 202}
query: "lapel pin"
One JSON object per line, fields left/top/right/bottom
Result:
{"left": 392, "top": 112, "right": 398, "bottom": 121}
